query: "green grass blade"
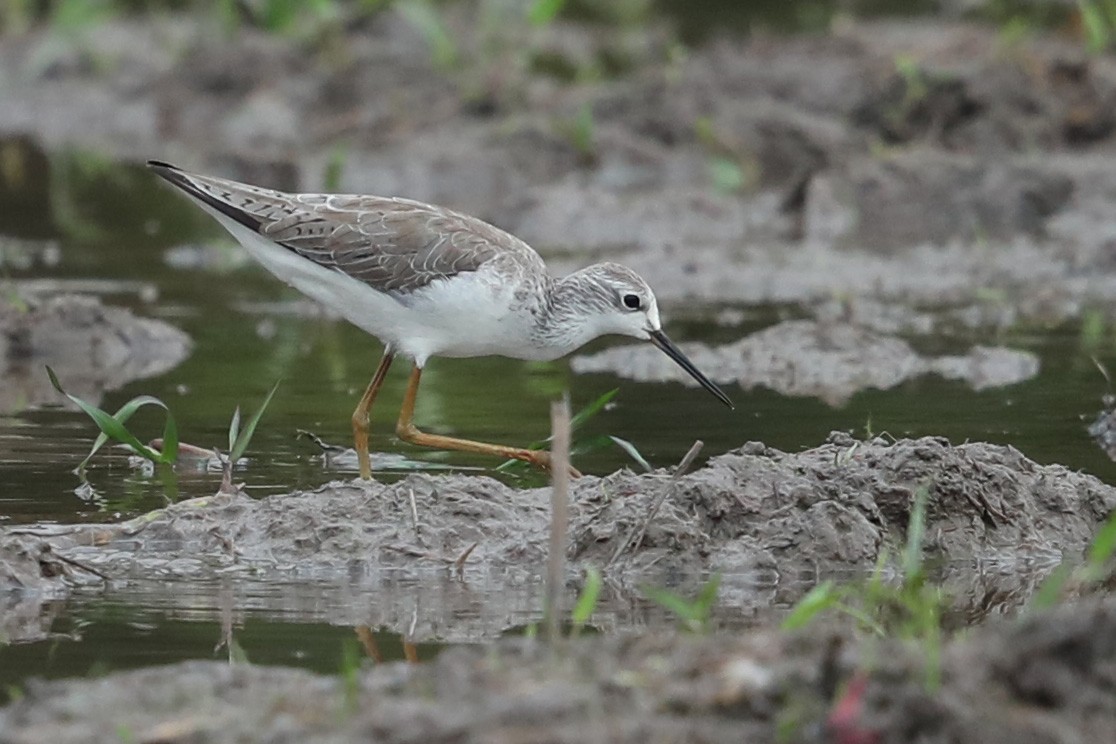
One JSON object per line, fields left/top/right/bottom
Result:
{"left": 570, "top": 388, "right": 616, "bottom": 430}
{"left": 781, "top": 580, "right": 838, "bottom": 631}
{"left": 395, "top": 0, "right": 458, "bottom": 69}
{"left": 493, "top": 458, "right": 523, "bottom": 473}
{"left": 528, "top": 0, "right": 565, "bottom": 26}
{"left": 159, "top": 405, "right": 179, "bottom": 464}
{"left": 228, "top": 637, "right": 249, "bottom": 664}
{"left": 230, "top": 380, "right": 281, "bottom": 462}
{"left": 47, "top": 367, "right": 168, "bottom": 464}
{"left": 571, "top": 566, "right": 602, "bottom": 638}
{"left": 643, "top": 578, "right": 719, "bottom": 631}
{"left": 228, "top": 406, "right": 241, "bottom": 454}
{"left": 609, "top": 435, "right": 652, "bottom": 472}
{"left": 903, "top": 484, "right": 929, "bottom": 580}
{"left": 1087, "top": 510, "right": 1116, "bottom": 569}
{"left": 571, "top": 433, "right": 614, "bottom": 457}
{"left": 694, "top": 574, "right": 721, "bottom": 616}
{"left": 82, "top": 394, "right": 164, "bottom": 469}
{"left": 498, "top": 389, "right": 619, "bottom": 469}
{"left": 1081, "top": 2, "right": 1108, "bottom": 53}
{"left": 156, "top": 462, "right": 179, "bottom": 503}
{"left": 641, "top": 585, "right": 697, "bottom": 621}
{"left": 833, "top": 601, "right": 888, "bottom": 637}
{"left": 1031, "top": 563, "right": 1073, "bottom": 610}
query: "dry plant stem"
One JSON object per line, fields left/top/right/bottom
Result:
{"left": 404, "top": 610, "right": 419, "bottom": 663}
{"left": 408, "top": 487, "right": 419, "bottom": 540}
{"left": 545, "top": 396, "right": 572, "bottom": 644}
{"left": 216, "top": 582, "right": 234, "bottom": 655}
{"left": 49, "top": 548, "right": 110, "bottom": 580}
{"left": 396, "top": 365, "right": 580, "bottom": 476}
{"left": 606, "top": 440, "right": 704, "bottom": 568}
{"left": 352, "top": 349, "right": 396, "bottom": 480}
{"left": 672, "top": 440, "right": 704, "bottom": 478}
{"left": 217, "top": 447, "right": 236, "bottom": 495}
{"left": 454, "top": 542, "right": 478, "bottom": 576}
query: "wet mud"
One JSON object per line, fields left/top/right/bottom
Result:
{"left": 3, "top": 17, "right": 1116, "bottom": 317}
{"left": 574, "top": 319, "right": 1040, "bottom": 405}
{"left": 0, "top": 293, "right": 191, "bottom": 411}
{"left": 2, "top": 597, "right": 1114, "bottom": 744}
{"left": 5, "top": 433, "right": 1111, "bottom": 596}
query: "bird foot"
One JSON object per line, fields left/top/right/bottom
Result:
{"left": 525, "top": 450, "right": 582, "bottom": 479}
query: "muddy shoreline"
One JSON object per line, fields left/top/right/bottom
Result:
{"left": 2, "top": 598, "right": 1114, "bottom": 743}
{"left": 4, "top": 433, "right": 1111, "bottom": 595}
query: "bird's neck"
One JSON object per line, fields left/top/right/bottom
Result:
{"left": 531, "top": 270, "right": 604, "bottom": 359}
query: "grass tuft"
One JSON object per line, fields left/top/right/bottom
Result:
{"left": 48, "top": 366, "right": 178, "bottom": 468}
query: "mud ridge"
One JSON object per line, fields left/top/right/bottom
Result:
{"left": 5, "top": 433, "right": 1111, "bottom": 593}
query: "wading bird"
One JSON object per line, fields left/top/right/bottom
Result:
{"left": 149, "top": 161, "right": 732, "bottom": 478}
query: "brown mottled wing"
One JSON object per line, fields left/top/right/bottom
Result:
{"left": 265, "top": 195, "right": 508, "bottom": 295}
{"left": 147, "top": 162, "right": 510, "bottom": 296}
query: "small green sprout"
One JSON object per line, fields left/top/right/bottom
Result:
{"left": 1033, "top": 508, "right": 1116, "bottom": 608}
{"left": 780, "top": 484, "right": 944, "bottom": 690}
{"left": 47, "top": 366, "right": 179, "bottom": 468}
{"left": 570, "top": 566, "right": 603, "bottom": 638}
{"left": 496, "top": 388, "right": 619, "bottom": 473}
{"left": 395, "top": 0, "right": 459, "bottom": 70}
{"left": 528, "top": 0, "right": 566, "bottom": 26}
{"left": 642, "top": 573, "right": 720, "bottom": 633}
{"left": 48, "top": 367, "right": 280, "bottom": 495}
{"left": 557, "top": 103, "right": 597, "bottom": 163}
{"left": 220, "top": 380, "right": 281, "bottom": 492}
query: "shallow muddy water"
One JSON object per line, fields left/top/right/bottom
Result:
{"left": 2, "top": 140, "right": 1115, "bottom": 702}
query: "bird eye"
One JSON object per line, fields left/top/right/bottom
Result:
{"left": 622, "top": 293, "right": 641, "bottom": 310}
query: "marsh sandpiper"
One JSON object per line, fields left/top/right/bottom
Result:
{"left": 149, "top": 160, "right": 732, "bottom": 478}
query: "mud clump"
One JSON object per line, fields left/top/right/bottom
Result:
{"left": 10, "top": 433, "right": 1109, "bottom": 593}
{"left": 573, "top": 320, "right": 1040, "bottom": 405}
{"left": 0, "top": 535, "right": 72, "bottom": 596}
{"left": 1, "top": 599, "right": 1114, "bottom": 743}
{"left": 1089, "top": 395, "right": 1116, "bottom": 461}
{"left": 0, "top": 293, "right": 191, "bottom": 411}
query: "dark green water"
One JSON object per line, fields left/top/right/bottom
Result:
{"left": 2, "top": 140, "right": 1115, "bottom": 699}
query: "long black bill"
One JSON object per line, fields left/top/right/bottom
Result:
{"left": 648, "top": 330, "right": 734, "bottom": 409}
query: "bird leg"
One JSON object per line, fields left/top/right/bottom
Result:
{"left": 395, "top": 365, "right": 582, "bottom": 478}
{"left": 352, "top": 350, "right": 396, "bottom": 480}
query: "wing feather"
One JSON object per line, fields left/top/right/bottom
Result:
{"left": 149, "top": 162, "right": 526, "bottom": 297}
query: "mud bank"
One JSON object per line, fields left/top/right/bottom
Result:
{"left": 2, "top": 598, "right": 1114, "bottom": 744}
{"left": 0, "top": 293, "right": 191, "bottom": 411}
{"left": 574, "top": 319, "right": 1040, "bottom": 405}
{"left": 4, "top": 17, "right": 1116, "bottom": 316}
{"left": 5, "top": 433, "right": 1111, "bottom": 592}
